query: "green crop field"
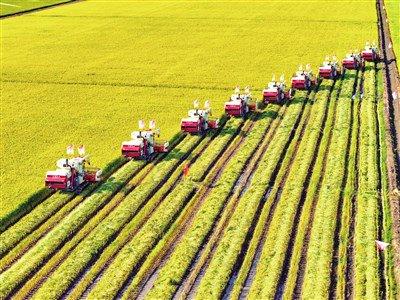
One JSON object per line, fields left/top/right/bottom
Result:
{"left": 1, "top": 0, "right": 376, "bottom": 219}
{"left": 1, "top": 0, "right": 399, "bottom": 299}
{"left": 0, "top": 0, "right": 71, "bottom": 15}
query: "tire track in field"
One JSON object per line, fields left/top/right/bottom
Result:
{"left": 272, "top": 79, "right": 338, "bottom": 300}
{"left": 121, "top": 113, "right": 263, "bottom": 299}
{"left": 0, "top": 159, "right": 131, "bottom": 269}
{"left": 64, "top": 116, "right": 253, "bottom": 297}
{"left": 4, "top": 134, "right": 199, "bottom": 299}
{"left": 234, "top": 86, "right": 318, "bottom": 300}
{"left": 62, "top": 117, "right": 247, "bottom": 299}
{"left": 135, "top": 105, "right": 287, "bottom": 300}
{"left": 183, "top": 88, "right": 313, "bottom": 300}
{"left": 343, "top": 71, "right": 363, "bottom": 299}
{"left": 20, "top": 131, "right": 215, "bottom": 299}
{"left": 290, "top": 77, "right": 341, "bottom": 299}
{"left": 0, "top": 189, "right": 55, "bottom": 235}
{"left": 374, "top": 63, "right": 388, "bottom": 299}
{"left": 376, "top": 0, "right": 400, "bottom": 289}
{"left": 328, "top": 69, "right": 362, "bottom": 299}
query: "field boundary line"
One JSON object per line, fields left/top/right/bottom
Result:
{"left": 376, "top": 0, "right": 400, "bottom": 289}
{"left": 0, "top": 0, "right": 82, "bottom": 19}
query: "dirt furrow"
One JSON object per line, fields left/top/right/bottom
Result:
{"left": 131, "top": 115, "right": 262, "bottom": 299}
{"left": 235, "top": 94, "right": 311, "bottom": 299}
{"left": 74, "top": 118, "right": 249, "bottom": 299}
{"left": 327, "top": 70, "right": 362, "bottom": 300}
{"left": 343, "top": 75, "right": 362, "bottom": 299}
{"left": 376, "top": 0, "right": 400, "bottom": 287}
{"left": 271, "top": 79, "right": 338, "bottom": 300}
{"left": 0, "top": 158, "right": 132, "bottom": 269}
{"left": 6, "top": 134, "right": 199, "bottom": 299}
{"left": 171, "top": 104, "right": 289, "bottom": 300}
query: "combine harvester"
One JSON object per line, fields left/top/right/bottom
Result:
{"left": 121, "top": 120, "right": 169, "bottom": 160}
{"left": 224, "top": 86, "right": 256, "bottom": 117}
{"left": 361, "top": 41, "right": 379, "bottom": 62}
{"left": 262, "top": 75, "right": 292, "bottom": 104}
{"left": 45, "top": 145, "right": 102, "bottom": 193}
{"left": 291, "top": 64, "right": 317, "bottom": 90}
{"left": 342, "top": 51, "right": 364, "bottom": 70}
{"left": 181, "top": 100, "right": 219, "bottom": 134}
{"left": 318, "top": 56, "right": 341, "bottom": 79}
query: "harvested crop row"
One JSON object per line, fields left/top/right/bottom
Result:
{"left": 86, "top": 110, "right": 273, "bottom": 299}
{"left": 14, "top": 133, "right": 205, "bottom": 299}
{"left": 276, "top": 77, "right": 341, "bottom": 300}
{"left": 0, "top": 157, "right": 128, "bottom": 270}
{"left": 147, "top": 94, "right": 306, "bottom": 300}
{"left": 0, "top": 157, "right": 127, "bottom": 259}
{"left": 63, "top": 117, "right": 244, "bottom": 299}
{"left": 177, "top": 106, "right": 290, "bottom": 300}
{"left": 229, "top": 91, "right": 312, "bottom": 299}
{"left": 237, "top": 79, "right": 333, "bottom": 299}
{"left": 27, "top": 134, "right": 204, "bottom": 299}
{"left": 118, "top": 112, "right": 268, "bottom": 300}
{"left": 194, "top": 87, "right": 319, "bottom": 299}
{"left": 333, "top": 71, "right": 362, "bottom": 299}
{"left": 353, "top": 63, "right": 381, "bottom": 299}
{"left": 0, "top": 135, "right": 196, "bottom": 298}
{"left": 143, "top": 104, "right": 285, "bottom": 300}
{"left": 297, "top": 70, "right": 356, "bottom": 299}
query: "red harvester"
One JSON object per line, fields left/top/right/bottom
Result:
{"left": 318, "top": 56, "right": 341, "bottom": 79}
{"left": 45, "top": 145, "right": 102, "bottom": 192}
{"left": 121, "top": 120, "right": 169, "bottom": 160}
{"left": 342, "top": 52, "right": 364, "bottom": 70}
{"left": 181, "top": 100, "right": 219, "bottom": 134}
{"left": 291, "top": 65, "right": 317, "bottom": 90}
{"left": 224, "top": 86, "right": 256, "bottom": 117}
{"left": 263, "top": 75, "right": 292, "bottom": 104}
{"left": 361, "top": 42, "right": 379, "bottom": 62}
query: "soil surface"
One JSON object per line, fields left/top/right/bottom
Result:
{"left": 377, "top": 0, "right": 400, "bottom": 288}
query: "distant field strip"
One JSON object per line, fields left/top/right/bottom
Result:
{"left": 0, "top": 0, "right": 78, "bottom": 16}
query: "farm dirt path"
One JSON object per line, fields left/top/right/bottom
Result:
{"left": 376, "top": 0, "right": 400, "bottom": 287}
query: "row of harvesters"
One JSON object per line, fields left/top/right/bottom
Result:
{"left": 45, "top": 42, "right": 379, "bottom": 193}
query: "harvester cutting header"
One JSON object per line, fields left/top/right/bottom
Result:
{"left": 181, "top": 100, "right": 219, "bottom": 134}
{"left": 342, "top": 51, "right": 364, "bottom": 70}
{"left": 361, "top": 41, "right": 379, "bottom": 62}
{"left": 291, "top": 64, "right": 317, "bottom": 90}
{"left": 263, "top": 75, "right": 292, "bottom": 104}
{"left": 45, "top": 145, "right": 102, "bottom": 192}
{"left": 318, "top": 56, "right": 341, "bottom": 79}
{"left": 121, "top": 120, "right": 169, "bottom": 160}
{"left": 224, "top": 86, "right": 256, "bottom": 117}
